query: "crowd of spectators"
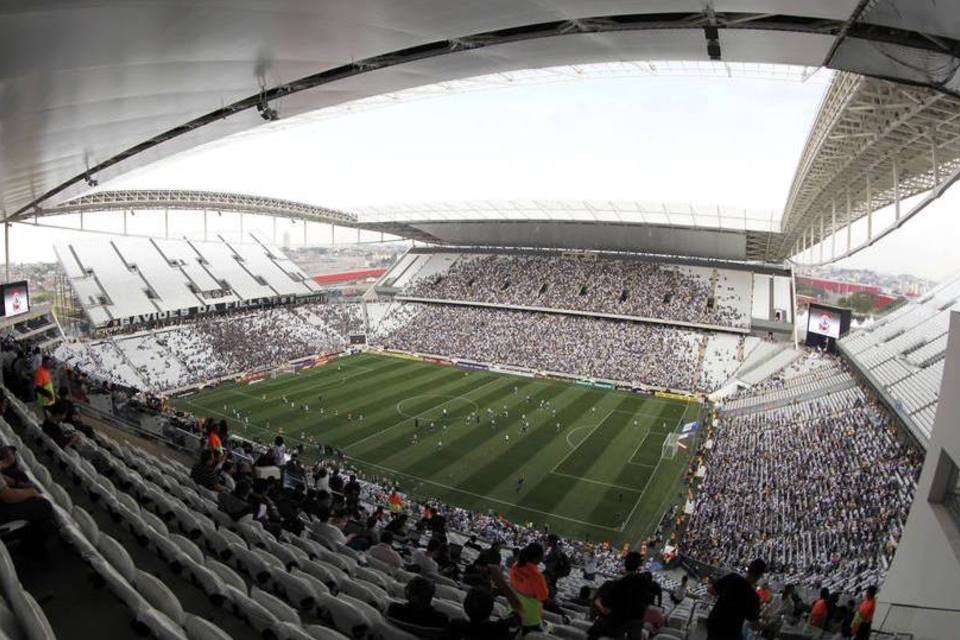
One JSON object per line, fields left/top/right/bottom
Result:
{"left": 382, "top": 304, "right": 702, "bottom": 391}
{"left": 680, "top": 377, "right": 922, "bottom": 596}
{"left": 404, "top": 254, "right": 750, "bottom": 328}
{"left": 54, "top": 303, "right": 360, "bottom": 393}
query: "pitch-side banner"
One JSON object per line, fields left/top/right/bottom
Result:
{"left": 808, "top": 308, "right": 841, "bottom": 339}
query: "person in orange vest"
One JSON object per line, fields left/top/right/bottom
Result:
{"left": 388, "top": 489, "right": 403, "bottom": 514}
{"left": 851, "top": 585, "right": 877, "bottom": 639}
{"left": 33, "top": 355, "right": 56, "bottom": 415}
{"left": 510, "top": 542, "right": 549, "bottom": 634}
{"left": 809, "top": 587, "right": 829, "bottom": 628}
{"left": 756, "top": 580, "right": 773, "bottom": 606}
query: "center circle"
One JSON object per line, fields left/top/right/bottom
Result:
{"left": 397, "top": 394, "right": 479, "bottom": 421}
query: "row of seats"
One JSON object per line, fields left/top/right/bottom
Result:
{"left": 0, "top": 401, "right": 195, "bottom": 640}
{"left": 4, "top": 388, "right": 597, "bottom": 640}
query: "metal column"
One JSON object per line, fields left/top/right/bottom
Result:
{"left": 123, "top": 209, "right": 128, "bottom": 235}
{"left": 164, "top": 208, "right": 169, "bottom": 239}
{"left": 831, "top": 200, "right": 837, "bottom": 259}
{"left": 330, "top": 223, "right": 335, "bottom": 246}
{"left": 865, "top": 174, "right": 873, "bottom": 241}
{"left": 203, "top": 210, "right": 208, "bottom": 242}
{"left": 845, "top": 189, "right": 852, "bottom": 252}
{"left": 303, "top": 220, "right": 307, "bottom": 246}
{"left": 3, "top": 222, "right": 9, "bottom": 282}
{"left": 239, "top": 212, "right": 244, "bottom": 239}
{"left": 273, "top": 216, "right": 277, "bottom": 243}
{"left": 892, "top": 157, "right": 901, "bottom": 221}
{"left": 819, "top": 215, "right": 824, "bottom": 263}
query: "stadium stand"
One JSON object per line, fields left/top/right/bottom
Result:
{"left": 390, "top": 251, "right": 754, "bottom": 330}
{"left": 55, "top": 235, "right": 322, "bottom": 329}
{"left": 380, "top": 303, "right": 704, "bottom": 392}
{"left": 682, "top": 355, "right": 923, "bottom": 599}
{"left": 54, "top": 303, "right": 360, "bottom": 393}
{"left": 838, "top": 272, "right": 960, "bottom": 442}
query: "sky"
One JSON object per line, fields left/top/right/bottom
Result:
{"left": 8, "top": 69, "right": 960, "bottom": 281}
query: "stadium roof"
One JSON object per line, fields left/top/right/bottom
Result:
{"left": 5, "top": 0, "right": 960, "bottom": 263}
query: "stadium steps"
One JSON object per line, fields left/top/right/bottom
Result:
{"left": 0, "top": 412, "right": 188, "bottom": 640}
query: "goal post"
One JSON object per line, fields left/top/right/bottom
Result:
{"left": 661, "top": 432, "right": 680, "bottom": 461}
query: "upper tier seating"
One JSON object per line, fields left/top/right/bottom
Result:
{"left": 398, "top": 252, "right": 752, "bottom": 329}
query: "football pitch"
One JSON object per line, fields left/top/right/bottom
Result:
{"left": 172, "top": 353, "right": 701, "bottom": 545}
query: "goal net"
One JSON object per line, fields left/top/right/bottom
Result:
{"left": 661, "top": 432, "right": 680, "bottom": 461}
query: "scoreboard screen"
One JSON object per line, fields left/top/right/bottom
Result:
{"left": 1, "top": 281, "right": 29, "bottom": 318}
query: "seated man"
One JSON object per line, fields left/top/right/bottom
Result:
{"left": 368, "top": 530, "right": 403, "bottom": 570}
{"left": 40, "top": 401, "right": 81, "bottom": 450}
{"left": 190, "top": 449, "right": 224, "bottom": 491}
{"left": 411, "top": 538, "right": 443, "bottom": 581}
{"left": 447, "top": 588, "right": 520, "bottom": 640}
{"left": 0, "top": 468, "right": 55, "bottom": 552}
{"left": 385, "top": 576, "right": 449, "bottom": 639}
{"left": 309, "top": 507, "right": 347, "bottom": 545}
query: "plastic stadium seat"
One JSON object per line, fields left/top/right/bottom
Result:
{"left": 353, "top": 566, "right": 389, "bottom": 591}
{"left": 69, "top": 504, "right": 100, "bottom": 543}
{"left": 431, "top": 598, "right": 467, "bottom": 621}
{"left": 336, "top": 576, "right": 380, "bottom": 608}
{"left": 253, "top": 547, "right": 287, "bottom": 572}
{"left": 97, "top": 533, "right": 138, "bottom": 583}
{"left": 304, "top": 625, "right": 350, "bottom": 640}
{"left": 116, "top": 490, "right": 141, "bottom": 515}
{"left": 134, "top": 569, "right": 186, "bottom": 626}
{"left": 433, "top": 583, "right": 465, "bottom": 603}
{"left": 290, "top": 569, "right": 331, "bottom": 599}
{"left": 549, "top": 624, "right": 587, "bottom": 640}
{"left": 138, "top": 507, "right": 169, "bottom": 535}
{"left": 135, "top": 606, "right": 190, "bottom": 640}
{"left": 183, "top": 614, "right": 233, "bottom": 640}
{"left": 206, "top": 559, "right": 249, "bottom": 594}
{"left": 46, "top": 482, "right": 73, "bottom": 511}
{"left": 230, "top": 543, "right": 273, "bottom": 584}
{"left": 271, "top": 570, "right": 318, "bottom": 612}
{"left": 265, "top": 539, "right": 301, "bottom": 570}
{"left": 251, "top": 587, "right": 301, "bottom": 625}
{"left": 231, "top": 590, "right": 281, "bottom": 635}
{"left": 301, "top": 560, "right": 342, "bottom": 592}
{"left": 315, "top": 593, "right": 370, "bottom": 639}
{"left": 170, "top": 533, "right": 206, "bottom": 565}
{"left": 378, "top": 621, "right": 421, "bottom": 640}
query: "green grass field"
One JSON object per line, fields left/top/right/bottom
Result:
{"left": 172, "top": 353, "right": 700, "bottom": 545}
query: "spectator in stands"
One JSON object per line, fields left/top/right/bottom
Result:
{"left": 851, "top": 585, "right": 877, "bottom": 640}
{"left": 589, "top": 551, "right": 657, "bottom": 640}
{"left": 840, "top": 598, "right": 857, "bottom": 639}
{"left": 543, "top": 534, "right": 571, "bottom": 599}
{"left": 385, "top": 576, "right": 449, "bottom": 639}
{"left": 33, "top": 355, "right": 56, "bottom": 415}
{"left": 706, "top": 558, "right": 766, "bottom": 640}
{"left": 40, "top": 400, "right": 80, "bottom": 450}
{"left": 217, "top": 480, "right": 253, "bottom": 521}
{"left": 0, "top": 463, "right": 54, "bottom": 554}
{"left": 412, "top": 538, "right": 443, "bottom": 581}
{"left": 670, "top": 574, "right": 689, "bottom": 605}
{"left": 368, "top": 529, "right": 403, "bottom": 570}
{"left": 310, "top": 507, "right": 347, "bottom": 546}
{"left": 447, "top": 587, "right": 520, "bottom": 640}
{"left": 809, "top": 588, "right": 830, "bottom": 628}
{"left": 510, "top": 542, "right": 549, "bottom": 634}
{"left": 759, "top": 584, "right": 796, "bottom": 638}
{"left": 190, "top": 449, "right": 224, "bottom": 492}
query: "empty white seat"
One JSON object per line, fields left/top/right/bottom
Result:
{"left": 98, "top": 533, "right": 137, "bottom": 583}
{"left": 251, "top": 587, "right": 300, "bottom": 625}
{"left": 183, "top": 614, "right": 233, "bottom": 640}
{"left": 134, "top": 569, "right": 185, "bottom": 626}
